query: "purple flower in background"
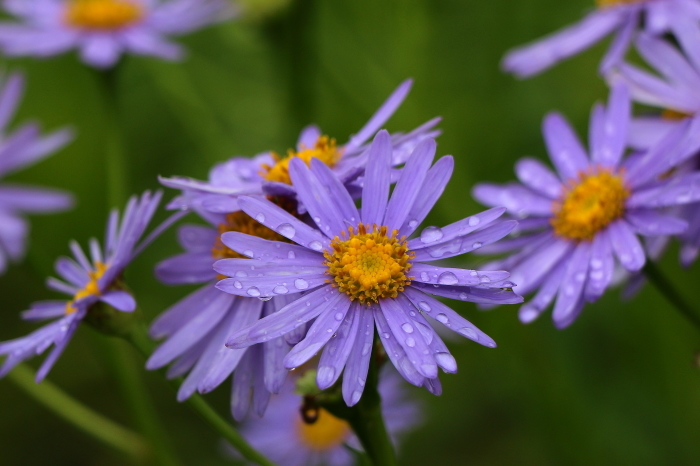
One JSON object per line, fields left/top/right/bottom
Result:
{"left": 0, "top": 71, "right": 74, "bottom": 275}
{"left": 234, "top": 367, "right": 421, "bottom": 466}
{"left": 215, "top": 131, "right": 521, "bottom": 405}
{"left": 608, "top": 33, "right": 700, "bottom": 149}
{"left": 160, "top": 79, "right": 441, "bottom": 214}
{"left": 473, "top": 83, "right": 700, "bottom": 328}
{"left": 147, "top": 210, "right": 296, "bottom": 420}
{"left": 0, "top": 191, "right": 163, "bottom": 382}
{"left": 0, "top": 0, "right": 235, "bottom": 68}
{"left": 502, "top": 0, "right": 700, "bottom": 78}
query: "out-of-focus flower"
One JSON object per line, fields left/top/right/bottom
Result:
{"left": 147, "top": 210, "right": 295, "bottom": 420}
{"left": 215, "top": 131, "right": 521, "bottom": 405}
{"left": 0, "top": 0, "right": 236, "bottom": 68}
{"left": 0, "top": 191, "right": 163, "bottom": 382}
{"left": 502, "top": 0, "right": 700, "bottom": 78}
{"left": 0, "top": 71, "right": 74, "bottom": 275}
{"left": 473, "top": 83, "right": 700, "bottom": 328}
{"left": 234, "top": 367, "right": 421, "bottom": 466}
{"left": 160, "top": 79, "right": 441, "bottom": 214}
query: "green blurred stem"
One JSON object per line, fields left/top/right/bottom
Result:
{"left": 7, "top": 363, "right": 148, "bottom": 462}
{"left": 321, "top": 352, "right": 396, "bottom": 466}
{"left": 643, "top": 261, "right": 700, "bottom": 332}
{"left": 123, "top": 321, "right": 278, "bottom": 466}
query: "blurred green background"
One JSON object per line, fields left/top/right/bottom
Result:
{"left": 1, "top": 0, "right": 700, "bottom": 465}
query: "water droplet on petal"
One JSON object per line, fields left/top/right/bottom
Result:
{"left": 479, "top": 276, "right": 491, "bottom": 284}
{"left": 405, "top": 337, "right": 416, "bottom": 347}
{"left": 401, "top": 323, "right": 414, "bottom": 333}
{"left": 259, "top": 296, "right": 272, "bottom": 302}
{"left": 436, "top": 313, "right": 449, "bottom": 324}
{"left": 351, "top": 391, "right": 362, "bottom": 405}
{"left": 468, "top": 216, "right": 480, "bottom": 227}
{"left": 334, "top": 312, "right": 344, "bottom": 321}
{"left": 420, "top": 226, "right": 444, "bottom": 243}
{"left": 255, "top": 213, "right": 265, "bottom": 223}
{"left": 247, "top": 287, "right": 261, "bottom": 297}
{"left": 408, "top": 219, "right": 418, "bottom": 229}
{"left": 420, "top": 272, "right": 429, "bottom": 282}
{"left": 458, "top": 327, "right": 478, "bottom": 340}
{"left": 361, "top": 343, "right": 371, "bottom": 356}
{"left": 233, "top": 281, "right": 242, "bottom": 289}
{"left": 357, "top": 377, "right": 366, "bottom": 387}
{"left": 591, "top": 258, "right": 603, "bottom": 269}
{"left": 382, "top": 332, "right": 390, "bottom": 339}
{"left": 288, "top": 251, "right": 296, "bottom": 259}
{"left": 435, "top": 353, "right": 457, "bottom": 372}
{"left": 472, "top": 242, "right": 483, "bottom": 249}
{"left": 309, "top": 241, "right": 323, "bottom": 251}
{"left": 273, "top": 285, "right": 289, "bottom": 294}
{"left": 458, "top": 292, "right": 469, "bottom": 300}
{"left": 418, "top": 301, "right": 431, "bottom": 312}
{"left": 294, "top": 278, "right": 309, "bottom": 290}
{"left": 438, "top": 272, "right": 458, "bottom": 285}
{"left": 243, "top": 250, "right": 254, "bottom": 258}
{"left": 235, "top": 270, "right": 248, "bottom": 278}
{"left": 277, "top": 223, "right": 296, "bottom": 239}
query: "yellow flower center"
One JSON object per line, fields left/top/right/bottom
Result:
{"left": 596, "top": 0, "right": 644, "bottom": 7}
{"left": 65, "top": 261, "right": 108, "bottom": 314}
{"left": 324, "top": 223, "right": 413, "bottom": 305}
{"left": 297, "top": 408, "right": 351, "bottom": 451}
{"left": 261, "top": 136, "right": 342, "bottom": 185}
{"left": 64, "top": 0, "right": 144, "bottom": 30}
{"left": 551, "top": 169, "right": 629, "bottom": 241}
{"left": 662, "top": 109, "right": 691, "bottom": 121}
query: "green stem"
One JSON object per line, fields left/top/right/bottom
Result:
{"left": 124, "top": 322, "right": 278, "bottom": 466}
{"left": 643, "top": 261, "right": 700, "bottom": 332}
{"left": 7, "top": 363, "right": 148, "bottom": 461}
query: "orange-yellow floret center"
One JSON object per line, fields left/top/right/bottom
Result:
{"left": 64, "top": 0, "right": 143, "bottom": 30}
{"left": 65, "top": 261, "right": 108, "bottom": 314}
{"left": 261, "top": 136, "right": 342, "bottom": 185}
{"left": 297, "top": 408, "right": 351, "bottom": 451}
{"left": 551, "top": 169, "right": 629, "bottom": 241}
{"left": 596, "top": 0, "right": 644, "bottom": 7}
{"left": 324, "top": 223, "right": 413, "bottom": 305}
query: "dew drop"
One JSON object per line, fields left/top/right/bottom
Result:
{"left": 590, "top": 258, "right": 603, "bottom": 269}
{"left": 259, "top": 296, "right": 272, "bottom": 302}
{"left": 408, "top": 219, "right": 418, "bottom": 229}
{"left": 334, "top": 312, "right": 344, "bottom": 321}
{"left": 317, "top": 366, "right": 335, "bottom": 385}
{"left": 233, "top": 280, "right": 242, "bottom": 289}
{"left": 255, "top": 213, "right": 265, "bottom": 223}
{"left": 401, "top": 323, "right": 414, "bottom": 334}
{"left": 294, "top": 278, "right": 309, "bottom": 290}
{"left": 235, "top": 270, "right": 248, "bottom": 278}
{"left": 420, "top": 226, "right": 444, "bottom": 243}
{"left": 382, "top": 332, "right": 391, "bottom": 339}
{"left": 458, "top": 327, "right": 478, "bottom": 340}
{"left": 479, "top": 276, "right": 491, "bottom": 284}
{"left": 357, "top": 377, "right": 366, "bottom": 387}
{"left": 405, "top": 337, "right": 416, "bottom": 347}
{"left": 420, "top": 272, "right": 429, "bottom": 282}
{"left": 273, "top": 285, "right": 289, "bottom": 294}
{"left": 435, "top": 353, "right": 457, "bottom": 372}
{"left": 277, "top": 223, "right": 296, "bottom": 239}
{"left": 418, "top": 301, "right": 431, "bottom": 312}
{"left": 436, "top": 313, "right": 449, "bottom": 324}
{"left": 288, "top": 251, "right": 296, "bottom": 259}
{"left": 458, "top": 292, "right": 468, "bottom": 300}
{"left": 351, "top": 391, "right": 362, "bottom": 405}
{"left": 438, "top": 272, "right": 458, "bottom": 285}
{"left": 313, "top": 216, "right": 321, "bottom": 223}
{"left": 468, "top": 216, "right": 480, "bottom": 227}
{"left": 309, "top": 241, "right": 323, "bottom": 251}
{"left": 246, "top": 287, "right": 261, "bottom": 297}
{"left": 361, "top": 343, "right": 372, "bottom": 356}
{"left": 243, "top": 250, "right": 254, "bottom": 258}
{"left": 472, "top": 242, "right": 483, "bottom": 249}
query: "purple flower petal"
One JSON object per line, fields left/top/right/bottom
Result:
{"left": 472, "top": 183, "right": 554, "bottom": 217}
{"left": 309, "top": 159, "right": 361, "bottom": 228}
{"left": 400, "top": 156, "right": 453, "bottom": 236}
{"left": 543, "top": 112, "right": 590, "bottom": 181}
{"left": 508, "top": 236, "right": 573, "bottom": 295}
{"left": 317, "top": 304, "right": 361, "bottom": 390}
{"left": 552, "top": 242, "right": 590, "bottom": 328}
{"left": 608, "top": 219, "right": 645, "bottom": 271}
{"left": 409, "top": 207, "right": 507, "bottom": 251}
{"left": 628, "top": 172, "right": 700, "bottom": 208}
{"left": 410, "top": 263, "right": 509, "bottom": 287}
{"left": 155, "top": 252, "right": 215, "bottom": 285}
{"left": 360, "top": 130, "right": 393, "bottom": 225}
{"left": 411, "top": 220, "right": 517, "bottom": 262}
{"left": 341, "top": 306, "right": 374, "bottom": 406}
{"left": 373, "top": 308, "right": 424, "bottom": 386}
{"left": 220, "top": 232, "right": 322, "bottom": 263}
{"left": 21, "top": 301, "right": 66, "bottom": 321}
{"left": 584, "top": 229, "right": 614, "bottom": 302}
{"left": 99, "top": 290, "right": 136, "bottom": 312}
{"left": 625, "top": 209, "right": 688, "bottom": 236}
{"left": 515, "top": 157, "right": 562, "bottom": 199}
{"left": 519, "top": 261, "right": 566, "bottom": 324}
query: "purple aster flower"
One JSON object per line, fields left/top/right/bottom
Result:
{"left": 233, "top": 367, "right": 421, "bottom": 466}
{"left": 147, "top": 210, "right": 296, "bottom": 420}
{"left": 0, "top": 0, "right": 235, "bottom": 69}
{"left": 0, "top": 191, "right": 166, "bottom": 382}
{"left": 0, "top": 71, "right": 74, "bottom": 275}
{"left": 160, "top": 79, "right": 441, "bottom": 214}
{"left": 213, "top": 131, "right": 522, "bottom": 405}
{"left": 502, "top": 0, "right": 700, "bottom": 78}
{"left": 472, "top": 83, "right": 700, "bottom": 328}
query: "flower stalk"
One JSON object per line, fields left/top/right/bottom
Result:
{"left": 642, "top": 261, "right": 700, "bottom": 332}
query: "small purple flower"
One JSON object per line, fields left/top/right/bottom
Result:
{"left": 234, "top": 367, "right": 421, "bottom": 466}
{"left": 0, "top": 0, "right": 235, "bottom": 69}
{"left": 147, "top": 210, "right": 295, "bottom": 420}
{"left": 160, "top": 79, "right": 441, "bottom": 214}
{"left": 473, "top": 83, "right": 700, "bottom": 328}
{"left": 214, "top": 131, "right": 521, "bottom": 405}
{"left": 0, "top": 191, "right": 163, "bottom": 382}
{"left": 0, "top": 71, "right": 74, "bottom": 275}
{"left": 502, "top": 0, "right": 700, "bottom": 78}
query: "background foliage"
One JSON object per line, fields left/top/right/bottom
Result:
{"left": 1, "top": 0, "right": 699, "bottom": 464}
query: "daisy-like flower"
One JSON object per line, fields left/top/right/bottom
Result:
{"left": 608, "top": 32, "right": 700, "bottom": 149}
{"left": 214, "top": 131, "right": 522, "bottom": 405}
{"left": 502, "top": 0, "right": 700, "bottom": 78}
{"left": 160, "top": 79, "right": 441, "bottom": 214}
{"left": 0, "top": 191, "right": 165, "bottom": 382}
{"left": 472, "top": 83, "right": 700, "bottom": 328}
{"left": 0, "top": 0, "right": 235, "bottom": 69}
{"left": 147, "top": 210, "right": 296, "bottom": 420}
{"left": 235, "top": 367, "right": 421, "bottom": 466}
{"left": 0, "top": 71, "right": 74, "bottom": 275}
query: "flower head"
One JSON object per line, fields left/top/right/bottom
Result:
{"left": 214, "top": 131, "right": 521, "bottom": 405}
{"left": 472, "top": 83, "right": 700, "bottom": 328}
{"left": 0, "top": 0, "right": 235, "bottom": 68}
{"left": 235, "top": 367, "right": 421, "bottom": 466}
{"left": 501, "top": 0, "right": 700, "bottom": 78}
{"left": 0, "top": 71, "right": 74, "bottom": 275}
{"left": 160, "top": 80, "right": 441, "bottom": 214}
{"left": 0, "top": 191, "right": 162, "bottom": 382}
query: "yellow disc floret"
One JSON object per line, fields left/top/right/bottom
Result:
{"left": 551, "top": 168, "right": 629, "bottom": 241}
{"left": 596, "top": 0, "right": 644, "bottom": 7}
{"left": 64, "top": 0, "right": 143, "bottom": 30}
{"left": 297, "top": 408, "right": 351, "bottom": 451}
{"left": 324, "top": 223, "right": 413, "bottom": 305}
{"left": 261, "top": 136, "right": 342, "bottom": 185}
{"left": 65, "top": 261, "right": 108, "bottom": 314}
{"left": 212, "top": 210, "right": 287, "bottom": 261}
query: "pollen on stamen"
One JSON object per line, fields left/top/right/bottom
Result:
{"left": 595, "top": 0, "right": 645, "bottom": 8}
{"left": 324, "top": 223, "right": 413, "bottom": 305}
{"left": 260, "top": 136, "right": 343, "bottom": 185}
{"left": 551, "top": 168, "right": 629, "bottom": 241}
{"left": 64, "top": 0, "right": 144, "bottom": 31}
{"left": 296, "top": 407, "right": 350, "bottom": 451}
{"left": 65, "top": 261, "right": 108, "bottom": 314}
